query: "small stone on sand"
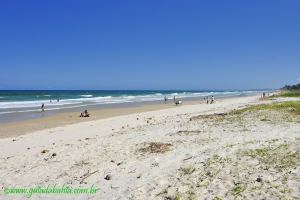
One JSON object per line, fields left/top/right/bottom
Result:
{"left": 104, "top": 174, "right": 111, "bottom": 180}
{"left": 41, "top": 150, "right": 49, "bottom": 154}
{"left": 256, "top": 177, "right": 262, "bottom": 182}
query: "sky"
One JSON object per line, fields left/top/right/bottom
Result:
{"left": 0, "top": 0, "right": 299, "bottom": 90}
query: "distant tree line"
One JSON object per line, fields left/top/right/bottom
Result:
{"left": 281, "top": 83, "right": 300, "bottom": 90}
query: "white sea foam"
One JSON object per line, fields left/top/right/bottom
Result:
{"left": 80, "top": 95, "right": 93, "bottom": 97}
{"left": 0, "top": 100, "right": 78, "bottom": 109}
{"left": 123, "top": 96, "right": 135, "bottom": 99}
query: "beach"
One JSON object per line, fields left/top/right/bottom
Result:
{"left": 1, "top": 94, "right": 299, "bottom": 199}
{"left": 2, "top": 0, "right": 300, "bottom": 199}
{"left": 0, "top": 97, "right": 218, "bottom": 138}
{"left": 0, "top": 91, "right": 261, "bottom": 138}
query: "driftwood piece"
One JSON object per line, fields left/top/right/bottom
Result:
{"left": 80, "top": 170, "right": 99, "bottom": 184}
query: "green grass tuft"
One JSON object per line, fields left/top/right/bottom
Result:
{"left": 231, "top": 185, "right": 246, "bottom": 197}
{"left": 174, "top": 192, "right": 181, "bottom": 200}
{"left": 213, "top": 197, "right": 223, "bottom": 200}
{"left": 180, "top": 165, "right": 196, "bottom": 175}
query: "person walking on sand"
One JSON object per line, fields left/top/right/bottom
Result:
{"left": 206, "top": 96, "right": 209, "bottom": 104}
{"left": 41, "top": 103, "right": 45, "bottom": 112}
{"left": 164, "top": 96, "right": 168, "bottom": 104}
{"left": 173, "top": 96, "right": 176, "bottom": 102}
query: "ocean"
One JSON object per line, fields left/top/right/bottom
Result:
{"left": 0, "top": 90, "right": 267, "bottom": 122}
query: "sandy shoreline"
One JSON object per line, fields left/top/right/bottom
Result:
{"left": 0, "top": 97, "right": 234, "bottom": 138}
{"left": 0, "top": 95, "right": 299, "bottom": 200}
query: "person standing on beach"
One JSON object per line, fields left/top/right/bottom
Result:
{"left": 173, "top": 96, "right": 176, "bottom": 102}
{"left": 164, "top": 96, "right": 168, "bottom": 104}
{"left": 41, "top": 103, "right": 45, "bottom": 112}
{"left": 211, "top": 96, "right": 215, "bottom": 104}
{"left": 206, "top": 96, "right": 209, "bottom": 104}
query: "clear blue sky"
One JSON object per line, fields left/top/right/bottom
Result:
{"left": 0, "top": 0, "right": 299, "bottom": 90}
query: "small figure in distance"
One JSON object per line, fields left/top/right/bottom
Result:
{"left": 41, "top": 103, "right": 45, "bottom": 112}
{"left": 175, "top": 100, "right": 182, "bottom": 106}
{"left": 210, "top": 96, "right": 215, "bottom": 104}
{"left": 164, "top": 96, "right": 168, "bottom": 104}
{"left": 80, "top": 109, "right": 90, "bottom": 117}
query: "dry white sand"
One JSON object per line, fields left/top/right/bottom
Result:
{"left": 0, "top": 95, "right": 299, "bottom": 200}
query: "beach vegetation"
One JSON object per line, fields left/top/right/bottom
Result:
{"left": 230, "top": 101, "right": 300, "bottom": 115}
{"left": 187, "top": 191, "right": 196, "bottom": 200}
{"left": 180, "top": 165, "right": 196, "bottom": 175}
{"left": 241, "top": 143, "right": 300, "bottom": 171}
{"left": 231, "top": 184, "right": 246, "bottom": 197}
{"left": 189, "top": 113, "right": 226, "bottom": 121}
{"left": 213, "top": 197, "right": 223, "bottom": 200}
{"left": 196, "top": 180, "right": 209, "bottom": 188}
{"left": 280, "top": 188, "right": 291, "bottom": 194}
{"left": 204, "top": 154, "right": 231, "bottom": 167}
{"left": 174, "top": 192, "right": 181, "bottom": 200}
{"left": 158, "top": 188, "right": 168, "bottom": 196}
{"left": 196, "top": 154, "right": 231, "bottom": 188}
{"left": 274, "top": 89, "right": 300, "bottom": 97}
{"left": 139, "top": 142, "right": 172, "bottom": 154}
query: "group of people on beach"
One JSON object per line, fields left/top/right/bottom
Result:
{"left": 164, "top": 96, "right": 182, "bottom": 105}
{"left": 41, "top": 99, "right": 60, "bottom": 112}
{"left": 261, "top": 92, "right": 270, "bottom": 99}
{"left": 49, "top": 99, "right": 60, "bottom": 103}
{"left": 205, "top": 96, "right": 215, "bottom": 104}
{"left": 41, "top": 97, "right": 91, "bottom": 118}
{"left": 163, "top": 96, "right": 176, "bottom": 103}
{"left": 163, "top": 95, "right": 215, "bottom": 105}
{"left": 41, "top": 95, "right": 216, "bottom": 114}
